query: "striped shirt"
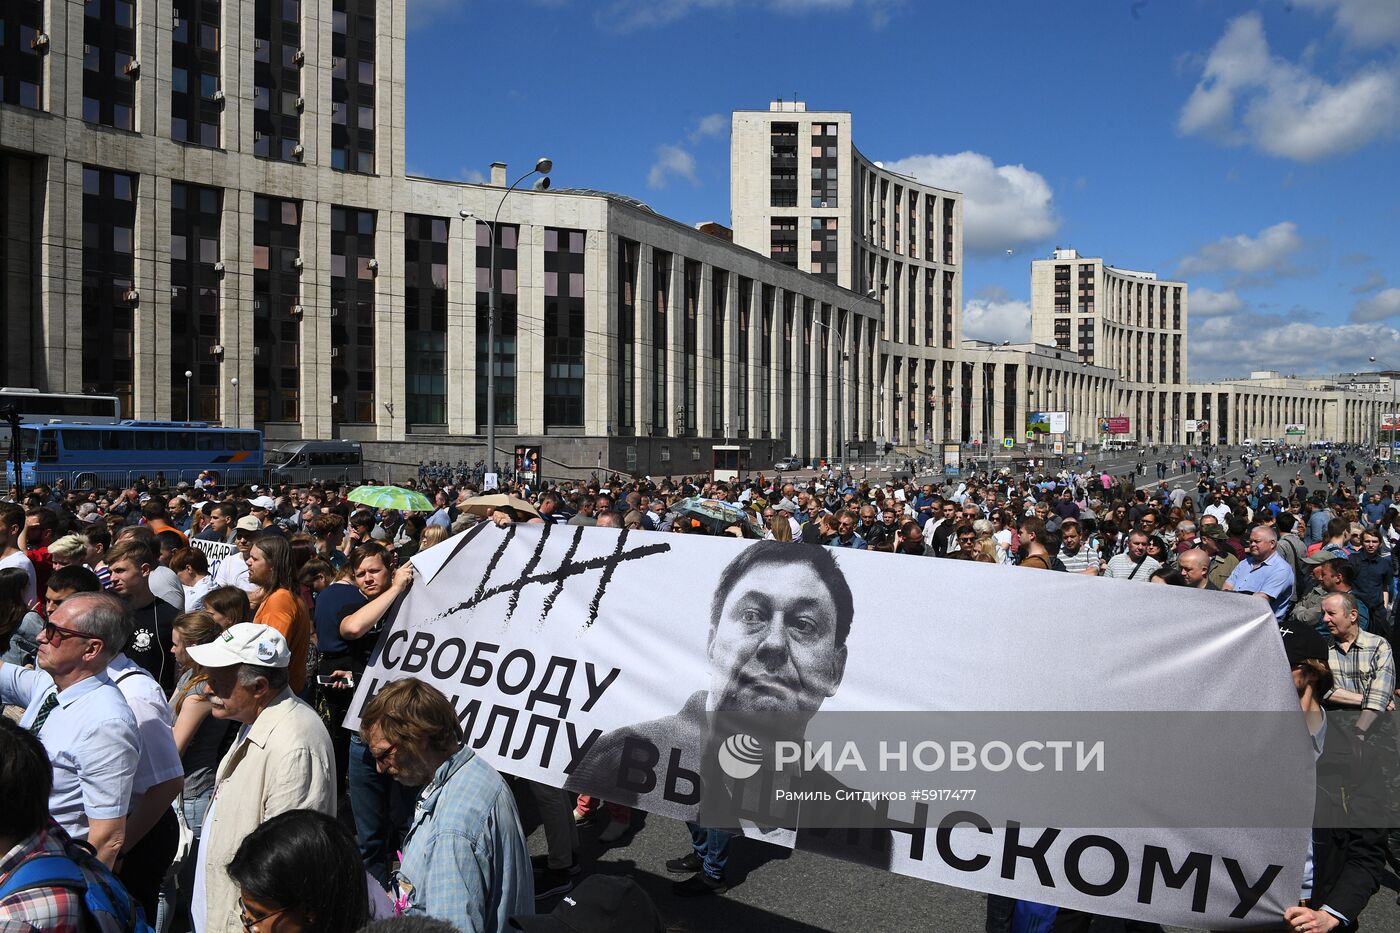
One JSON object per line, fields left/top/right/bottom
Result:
{"left": 1328, "top": 629, "right": 1396, "bottom": 713}
{"left": 1057, "top": 545, "right": 1100, "bottom": 574}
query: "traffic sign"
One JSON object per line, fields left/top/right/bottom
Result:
{"left": 1002, "top": 437, "right": 1014, "bottom": 449}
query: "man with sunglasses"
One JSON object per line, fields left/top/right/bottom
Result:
{"left": 0, "top": 592, "right": 140, "bottom": 870}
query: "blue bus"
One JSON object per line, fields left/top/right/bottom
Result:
{"left": 8, "top": 421, "right": 264, "bottom": 489}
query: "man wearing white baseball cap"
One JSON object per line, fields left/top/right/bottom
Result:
{"left": 187, "top": 623, "right": 335, "bottom": 933}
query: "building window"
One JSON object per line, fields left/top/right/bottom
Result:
{"left": 544, "top": 228, "right": 585, "bottom": 427}
{"left": 811, "top": 217, "right": 838, "bottom": 283}
{"left": 476, "top": 222, "right": 518, "bottom": 430}
{"left": 652, "top": 250, "right": 671, "bottom": 434}
{"left": 811, "top": 121, "right": 838, "bottom": 208}
{"left": 616, "top": 238, "right": 637, "bottom": 434}
{"left": 679, "top": 260, "right": 700, "bottom": 435}
{"left": 82, "top": 0, "right": 137, "bottom": 130}
{"left": 761, "top": 291, "right": 778, "bottom": 439}
{"left": 252, "top": 195, "right": 301, "bottom": 421}
{"left": 329, "top": 207, "right": 375, "bottom": 423}
{"left": 331, "top": 0, "right": 374, "bottom": 173}
{"left": 770, "top": 217, "right": 797, "bottom": 268}
{"left": 0, "top": 0, "right": 43, "bottom": 109}
{"left": 737, "top": 278, "right": 750, "bottom": 437}
{"left": 170, "top": 183, "right": 222, "bottom": 420}
{"left": 769, "top": 122, "right": 798, "bottom": 207}
{"left": 404, "top": 214, "right": 447, "bottom": 425}
{"left": 81, "top": 166, "right": 137, "bottom": 418}
{"left": 253, "top": 0, "right": 300, "bottom": 161}
{"left": 172, "top": 1, "right": 221, "bottom": 146}
{"left": 710, "top": 269, "right": 727, "bottom": 435}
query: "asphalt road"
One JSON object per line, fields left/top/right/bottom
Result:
{"left": 522, "top": 446, "right": 1400, "bottom": 931}
{"left": 521, "top": 804, "right": 1400, "bottom": 933}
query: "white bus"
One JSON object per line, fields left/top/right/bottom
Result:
{"left": 0, "top": 387, "right": 122, "bottom": 424}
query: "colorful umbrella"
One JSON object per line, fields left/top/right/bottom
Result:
{"left": 346, "top": 484, "right": 435, "bottom": 513}
{"left": 458, "top": 493, "right": 542, "bottom": 520}
{"left": 673, "top": 496, "right": 761, "bottom": 538}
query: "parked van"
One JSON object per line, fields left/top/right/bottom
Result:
{"left": 266, "top": 439, "right": 363, "bottom": 485}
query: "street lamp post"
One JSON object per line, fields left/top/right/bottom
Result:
{"left": 230, "top": 377, "right": 239, "bottom": 426}
{"left": 984, "top": 341, "right": 1010, "bottom": 480}
{"left": 462, "top": 157, "right": 553, "bottom": 478}
{"left": 812, "top": 318, "right": 847, "bottom": 482}
{"left": 184, "top": 370, "right": 193, "bottom": 422}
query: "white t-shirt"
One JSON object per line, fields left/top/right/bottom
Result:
{"left": 212, "top": 552, "right": 256, "bottom": 593}
{"left": 0, "top": 550, "right": 36, "bottom": 605}
{"left": 184, "top": 574, "right": 216, "bottom": 610}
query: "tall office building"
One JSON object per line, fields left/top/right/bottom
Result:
{"left": 0, "top": 14, "right": 1381, "bottom": 475}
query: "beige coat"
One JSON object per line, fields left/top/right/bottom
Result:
{"left": 200, "top": 688, "right": 336, "bottom": 933}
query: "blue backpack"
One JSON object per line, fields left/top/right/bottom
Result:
{"left": 0, "top": 842, "right": 153, "bottom": 933}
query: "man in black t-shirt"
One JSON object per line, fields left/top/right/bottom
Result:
{"left": 105, "top": 539, "right": 179, "bottom": 693}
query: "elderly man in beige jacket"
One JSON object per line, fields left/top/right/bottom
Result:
{"left": 187, "top": 623, "right": 336, "bottom": 933}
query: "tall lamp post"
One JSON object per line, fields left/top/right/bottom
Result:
{"left": 460, "top": 157, "right": 553, "bottom": 477}
{"left": 812, "top": 318, "right": 847, "bottom": 480}
{"left": 184, "top": 370, "right": 193, "bottom": 422}
{"left": 230, "top": 377, "right": 239, "bottom": 427}
{"left": 984, "top": 341, "right": 1010, "bottom": 479}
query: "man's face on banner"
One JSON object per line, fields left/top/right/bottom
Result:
{"left": 706, "top": 561, "right": 847, "bottom": 719}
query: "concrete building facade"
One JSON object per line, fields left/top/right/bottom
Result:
{"left": 0, "top": 10, "right": 1382, "bottom": 478}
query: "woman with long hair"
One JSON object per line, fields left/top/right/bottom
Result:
{"left": 0, "top": 566, "right": 42, "bottom": 665}
{"left": 336, "top": 543, "right": 417, "bottom": 890}
{"left": 167, "top": 609, "right": 232, "bottom": 931}
{"left": 246, "top": 534, "right": 311, "bottom": 694}
{"left": 227, "top": 810, "right": 374, "bottom": 933}
{"left": 418, "top": 524, "right": 450, "bottom": 551}
{"left": 202, "top": 585, "right": 251, "bottom": 629}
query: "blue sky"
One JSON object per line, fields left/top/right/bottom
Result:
{"left": 404, "top": 0, "right": 1400, "bottom": 382}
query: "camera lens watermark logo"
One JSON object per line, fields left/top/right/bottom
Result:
{"left": 717, "top": 733, "right": 764, "bottom": 779}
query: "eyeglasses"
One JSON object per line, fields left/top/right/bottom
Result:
{"left": 41, "top": 621, "right": 94, "bottom": 646}
{"left": 369, "top": 743, "right": 397, "bottom": 765}
{"left": 238, "top": 897, "right": 288, "bottom": 932}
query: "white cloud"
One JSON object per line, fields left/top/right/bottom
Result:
{"left": 881, "top": 152, "right": 1057, "bottom": 255}
{"left": 1178, "top": 12, "right": 1400, "bottom": 161}
{"left": 1353, "top": 288, "right": 1400, "bottom": 322}
{"left": 688, "top": 113, "right": 729, "bottom": 142}
{"left": 962, "top": 292, "right": 1032, "bottom": 345}
{"left": 458, "top": 167, "right": 487, "bottom": 185}
{"left": 1295, "top": 0, "right": 1400, "bottom": 49}
{"left": 1190, "top": 287, "right": 1246, "bottom": 317}
{"left": 1190, "top": 310, "right": 1400, "bottom": 380}
{"left": 1176, "top": 221, "right": 1307, "bottom": 284}
{"left": 598, "top": 0, "right": 900, "bottom": 31}
{"left": 408, "top": 0, "right": 465, "bottom": 30}
{"left": 647, "top": 144, "right": 698, "bottom": 189}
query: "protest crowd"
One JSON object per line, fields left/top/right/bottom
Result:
{"left": 2, "top": 442, "right": 1399, "bottom": 932}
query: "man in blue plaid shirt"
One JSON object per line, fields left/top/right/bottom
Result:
{"left": 359, "top": 678, "right": 533, "bottom": 933}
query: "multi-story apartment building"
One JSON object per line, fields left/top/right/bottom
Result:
{"left": 0, "top": 13, "right": 1381, "bottom": 475}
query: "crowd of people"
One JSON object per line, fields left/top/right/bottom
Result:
{"left": 0, "top": 445, "right": 1397, "bottom": 931}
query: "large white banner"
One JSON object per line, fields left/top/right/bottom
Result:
{"left": 348, "top": 524, "right": 1313, "bottom": 928}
